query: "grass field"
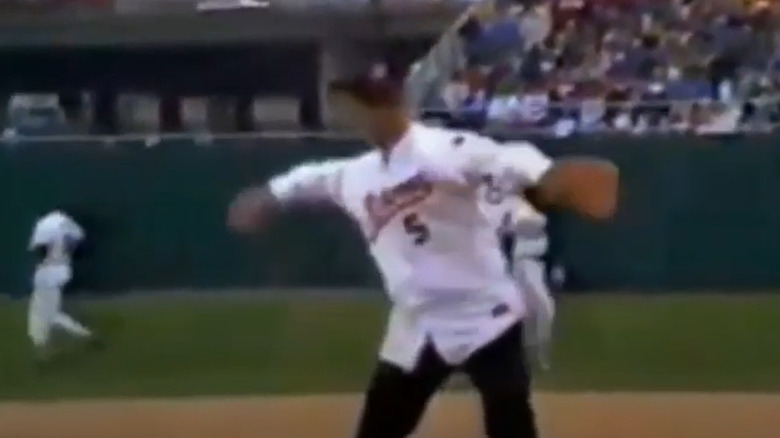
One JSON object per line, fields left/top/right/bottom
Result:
{"left": 1, "top": 292, "right": 779, "bottom": 400}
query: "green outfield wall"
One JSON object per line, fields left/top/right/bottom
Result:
{"left": 1, "top": 134, "right": 779, "bottom": 295}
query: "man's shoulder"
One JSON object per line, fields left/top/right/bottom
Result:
{"left": 415, "top": 124, "right": 495, "bottom": 152}
{"left": 34, "top": 212, "right": 61, "bottom": 229}
{"left": 31, "top": 214, "right": 58, "bottom": 240}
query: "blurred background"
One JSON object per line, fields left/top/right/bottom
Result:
{"left": 412, "top": 0, "right": 780, "bottom": 136}
{"left": 4, "top": 0, "right": 780, "bottom": 297}
{"left": 2, "top": 0, "right": 779, "bottom": 138}
{"left": 1, "top": 0, "right": 780, "bottom": 408}
{"left": 0, "top": 0, "right": 453, "bottom": 137}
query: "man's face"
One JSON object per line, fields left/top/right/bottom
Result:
{"left": 327, "top": 90, "right": 375, "bottom": 133}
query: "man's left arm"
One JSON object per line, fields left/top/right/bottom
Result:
{"left": 66, "top": 217, "right": 86, "bottom": 243}
{"left": 456, "top": 138, "right": 619, "bottom": 219}
{"left": 65, "top": 217, "right": 87, "bottom": 257}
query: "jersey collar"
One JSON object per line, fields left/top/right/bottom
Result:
{"left": 380, "top": 122, "right": 419, "bottom": 168}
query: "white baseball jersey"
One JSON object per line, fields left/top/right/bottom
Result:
{"left": 268, "top": 122, "right": 552, "bottom": 368}
{"left": 513, "top": 200, "right": 547, "bottom": 258}
{"left": 479, "top": 185, "right": 525, "bottom": 237}
{"left": 29, "top": 211, "right": 84, "bottom": 266}
{"left": 479, "top": 171, "right": 548, "bottom": 258}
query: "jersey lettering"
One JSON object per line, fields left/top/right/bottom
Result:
{"left": 402, "top": 213, "right": 430, "bottom": 245}
{"left": 365, "top": 174, "right": 433, "bottom": 242}
{"left": 481, "top": 174, "right": 506, "bottom": 205}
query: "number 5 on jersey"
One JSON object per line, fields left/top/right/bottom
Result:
{"left": 403, "top": 213, "right": 430, "bottom": 245}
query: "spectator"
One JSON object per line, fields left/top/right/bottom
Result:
{"left": 420, "top": 0, "right": 780, "bottom": 135}
{"left": 693, "top": 100, "right": 741, "bottom": 134}
{"left": 552, "top": 0, "right": 591, "bottom": 30}
{"left": 441, "top": 71, "right": 470, "bottom": 112}
{"left": 603, "top": 83, "right": 633, "bottom": 128}
{"left": 460, "top": 14, "right": 524, "bottom": 66}
{"left": 518, "top": 2, "right": 552, "bottom": 49}
{"left": 637, "top": 74, "right": 672, "bottom": 128}
{"left": 666, "top": 65, "right": 712, "bottom": 101}
{"left": 450, "top": 67, "right": 490, "bottom": 128}
{"left": 574, "top": 79, "right": 608, "bottom": 131}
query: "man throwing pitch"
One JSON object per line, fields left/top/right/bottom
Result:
{"left": 228, "top": 64, "right": 618, "bottom": 438}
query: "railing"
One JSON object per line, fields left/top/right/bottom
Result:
{"left": 0, "top": 0, "right": 474, "bottom": 18}
{"left": 3, "top": 96, "right": 778, "bottom": 144}
{"left": 1, "top": 120, "right": 778, "bottom": 146}
{"left": 0, "top": 0, "right": 113, "bottom": 17}
{"left": 422, "top": 94, "right": 778, "bottom": 123}
{"left": 0, "top": 130, "right": 359, "bottom": 145}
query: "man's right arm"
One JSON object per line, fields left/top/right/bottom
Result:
{"left": 228, "top": 159, "right": 346, "bottom": 234}
{"left": 266, "top": 159, "right": 346, "bottom": 204}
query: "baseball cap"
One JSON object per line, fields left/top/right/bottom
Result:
{"left": 327, "top": 60, "right": 407, "bottom": 107}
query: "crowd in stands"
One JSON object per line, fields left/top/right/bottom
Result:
{"left": 6, "top": 0, "right": 780, "bottom": 137}
{"left": 419, "top": 0, "right": 780, "bottom": 135}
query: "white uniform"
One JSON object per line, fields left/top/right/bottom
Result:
{"left": 480, "top": 184, "right": 555, "bottom": 368}
{"left": 269, "top": 122, "right": 552, "bottom": 371}
{"left": 28, "top": 210, "right": 92, "bottom": 349}
{"left": 512, "top": 201, "right": 555, "bottom": 368}
{"left": 479, "top": 179, "right": 524, "bottom": 245}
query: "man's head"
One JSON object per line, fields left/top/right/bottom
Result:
{"left": 48, "top": 203, "right": 80, "bottom": 219}
{"left": 327, "top": 63, "right": 409, "bottom": 146}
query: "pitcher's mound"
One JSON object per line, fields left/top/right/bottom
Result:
{"left": 1, "top": 392, "right": 778, "bottom": 438}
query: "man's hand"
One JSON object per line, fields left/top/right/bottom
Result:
{"left": 524, "top": 158, "right": 619, "bottom": 219}
{"left": 227, "top": 186, "right": 280, "bottom": 234}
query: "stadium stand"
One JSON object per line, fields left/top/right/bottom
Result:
{"left": 2, "top": 0, "right": 779, "bottom": 136}
{"left": 407, "top": 0, "right": 780, "bottom": 135}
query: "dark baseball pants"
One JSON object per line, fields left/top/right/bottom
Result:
{"left": 354, "top": 323, "right": 537, "bottom": 438}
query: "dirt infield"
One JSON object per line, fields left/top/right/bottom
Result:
{"left": 1, "top": 392, "right": 778, "bottom": 438}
